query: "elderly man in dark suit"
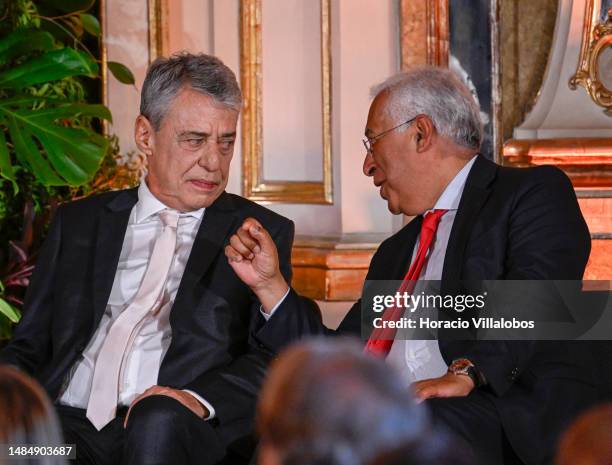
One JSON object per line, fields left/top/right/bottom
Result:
{"left": 227, "top": 67, "right": 604, "bottom": 465}
{"left": 0, "top": 52, "right": 320, "bottom": 465}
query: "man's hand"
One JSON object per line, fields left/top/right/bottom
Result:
{"left": 412, "top": 372, "right": 475, "bottom": 403}
{"left": 225, "top": 217, "right": 289, "bottom": 313}
{"left": 123, "top": 385, "right": 208, "bottom": 428}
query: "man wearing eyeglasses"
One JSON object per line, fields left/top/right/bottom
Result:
{"left": 226, "top": 67, "right": 604, "bottom": 465}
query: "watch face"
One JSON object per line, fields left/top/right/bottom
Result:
{"left": 450, "top": 359, "right": 473, "bottom": 373}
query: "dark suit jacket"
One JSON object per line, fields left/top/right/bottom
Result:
{"left": 336, "top": 156, "right": 604, "bottom": 465}
{"left": 0, "top": 187, "right": 321, "bottom": 453}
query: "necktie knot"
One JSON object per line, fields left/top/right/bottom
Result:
{"left": 422, "top": 209, "right": 447, "bottom": 233}
{"left": 159, "top": 210, "right": 179, "bottom": 229}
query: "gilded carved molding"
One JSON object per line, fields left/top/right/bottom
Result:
{"left": 570, "top": 6, "right": 612, "bottom": 116}
{"left": 99, "top": 0, "right": 109, "bottom": 135}
{"left": 503, "top": 4, "right": 612, "bottom": 187}
{"left": 240, "top": 0, "right": 333, "bottom": 204}
{"left": 147, "top": 0, "right": 169, "bottom": 63}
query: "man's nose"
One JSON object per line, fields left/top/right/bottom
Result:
{"left": 198, "top": 146, "right": 220, "bottom": 171}
{"left": 363, "top": 152, "right": 376, "bottom": 177}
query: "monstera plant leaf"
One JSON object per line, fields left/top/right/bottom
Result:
{"left": 0, "top": 29, "right": 112, "bottom": 187}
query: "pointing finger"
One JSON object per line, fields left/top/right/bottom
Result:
{"left": 230, "top": 234, "right": 254, "bottom": 260}
{"left": 225, "top": 245, "right": 244, "bottom": 262}
{"left": 242, "top": 218, "right": 275, "bottom": 254}
{"left": 236, "top": 227, "right": 260, "bottom": 254}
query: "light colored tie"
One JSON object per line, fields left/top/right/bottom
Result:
{"left": 86, "top": 210, "right": 179, "bottom": 430}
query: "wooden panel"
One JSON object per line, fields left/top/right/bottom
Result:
{"left": 503, "top": 138, "right": 612, "bottom": 187}
{"left": 291, "top": 235, "right": 379, "bottom": 301}
{"left": 579, "top": 197, "right": 612, "bottom": 234}
{"left": 400, "top": 0, "right": 449, "bottom": 69}
{"left": 585, "top": 239, "right": 612, "bottom": 280}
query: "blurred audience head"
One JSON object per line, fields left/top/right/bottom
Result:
{"left": 257, "top": 338, "right": 429, "bottom": 465}
{"left": 556, "top": 403, "right": 612, "bottom": 465}
{"left": 0, "top": 366, "right": 65, "bottom": 464}
{"left": 366, "top": 431, "right": 474, "bottom": 465}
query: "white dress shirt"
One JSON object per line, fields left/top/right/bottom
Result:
{"left": 58, "top": 181, "right": 293, "bottom": 419}
{"left": 386, "top": 156, "right": 477, "bottom": 384}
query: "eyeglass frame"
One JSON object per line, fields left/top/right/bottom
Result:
{"left": 362, "top": 116, "right": 418, "bottom": 156}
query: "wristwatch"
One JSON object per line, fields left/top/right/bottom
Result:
{"left": 448, "top": 358, "right": 485, "bottom": 388}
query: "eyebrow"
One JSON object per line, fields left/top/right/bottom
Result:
{"left": 177, "top": 131, "right": 237, "bottom": 138}
{"left": 178, "top": 131, "right": 207, "bottom": 138}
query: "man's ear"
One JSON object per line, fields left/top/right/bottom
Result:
{"left": 414, "top": 115, "right": 435, "bottom": 153}
{"left": 134, "top": 115, "right": 155, "bottom": 156}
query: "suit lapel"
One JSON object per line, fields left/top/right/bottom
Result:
{"left": 441, "top": 155, "right": 496, "bottom": 295}
{"left": 392, "top": 216, "right": 423, "bottom": 279}
{"left": 172, "top": 192, "right": 239, "bottom": 311}
{"left": 92, "top": 188, "right": 138, "bottom": 328}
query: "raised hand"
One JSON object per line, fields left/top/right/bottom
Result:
{"left": 225, "top": 217, "right": 289, "bottom": 313}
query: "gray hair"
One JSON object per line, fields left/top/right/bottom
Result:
{"left": 371, "top": 66, "right": 483, "bottom": 150}
{"left": 140, "top": 52, "right": 242, "bottom": 130}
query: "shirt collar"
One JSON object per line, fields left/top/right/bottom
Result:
{"left": 134, "top": 180, "right": 205, "bottom": 223}
{"left": 430, "top": 155, "right": 477, "bottom": 211}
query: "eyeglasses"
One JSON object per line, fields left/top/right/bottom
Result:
{"left": 362, "top": 116, "right": 417, "bottom": 155}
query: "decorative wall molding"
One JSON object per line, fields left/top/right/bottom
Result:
{"left": 147, "top": 0, "right": 169, "bottom": 62}
{"left": 503, "top": 138, "right": 612, "bottom": 187}
{"left": 400, "top": 0, "right": 449, "bottom": 69}
{"left": 570, "top": 6, "right": 612, "bottom": 116}
{"left": 240, "top": 0, "right": 333, "bottom": 204}
{"left": 100, "top": 0, "right": 109, "bottom": 135}
{"left": 291, "top": 234, "right": 384, "bottom": 301}
{"left": 504, "top": 0, "right": 612, "bottom": 191}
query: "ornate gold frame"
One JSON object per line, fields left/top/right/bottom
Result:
{"left": 570, "top": 6, "right": 612, "bottom": 116}
{"left": 99, "top": 0, "right": 109, "bottom": 135}
{"left": 240, "top": 0, "right": 333, "bottom": 204}
{"left": 147, "top": 0, "right": 169, "bottom": 62}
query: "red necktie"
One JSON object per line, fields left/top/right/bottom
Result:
{"left": 364, "top": 209, "right": 448, "bottom": 357}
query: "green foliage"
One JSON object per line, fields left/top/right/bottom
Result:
{"left": 0, "top": 280, "right": 21, "bottom": 339}
{"left": 79, "top": 13, "right": 99, "bottom": 37}
{"left": 0, "top": 0, "right": 134, "bottom": 337}
{"left": 107, "top": 61, "right": 135, "bottom": 85}
{"left": 0, "top": 282, "right": 20, "bottom": 324}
